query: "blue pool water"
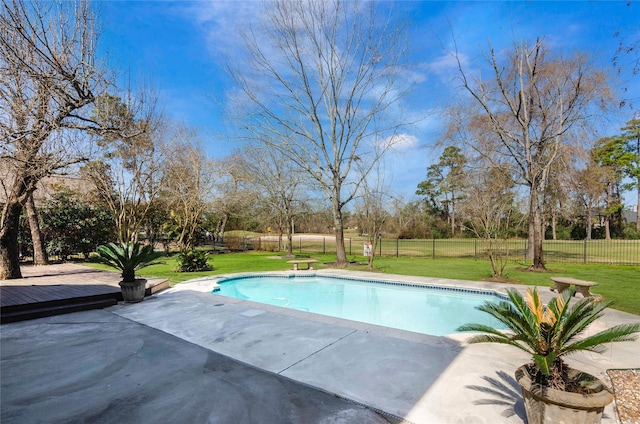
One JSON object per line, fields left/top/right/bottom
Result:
{"left": 213, "top": 275, "right": 508, "bottom": 336}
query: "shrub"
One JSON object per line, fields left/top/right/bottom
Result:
{"left": 622, "top": 223, "right": 640, "bottom": 239}
{"left": 40, "top": 188, "right": 114, "bottom": 259}
{"left": 176, "top": 249, "right": 212, "bottom": 272}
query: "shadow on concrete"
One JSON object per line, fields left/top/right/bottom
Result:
{"left": 1, "top": 310, "right": 390, "bottom": 424}
{"left": 465, "top": 370, "right": 527, "bottom": 421}
{"left": 465, "top": 370, "right": 614, "bottom": 422}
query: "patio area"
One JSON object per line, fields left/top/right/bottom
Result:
{"left": 2, "top": 266, "right": 639, "bottom": 423}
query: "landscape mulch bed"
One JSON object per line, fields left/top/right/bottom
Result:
{"left": 607, "top": 369, "right": 640, "bottom": 424}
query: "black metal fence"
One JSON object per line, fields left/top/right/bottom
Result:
{"left": 211, "top": 236, "right": 640, "bottom": 266}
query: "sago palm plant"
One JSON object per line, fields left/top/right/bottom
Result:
{"left": 458, "top": 287, "right": 639, "bottom": 391}
{"left": 97, "top": 242, "right": 161, "bottom": 282}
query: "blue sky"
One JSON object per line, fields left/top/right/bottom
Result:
{"left": 99, "top": 1, "right": 640, "bottom": 207}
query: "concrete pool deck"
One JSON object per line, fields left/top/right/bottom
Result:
{"left": 2, "top": 269, "right": 639, "bottom": 423}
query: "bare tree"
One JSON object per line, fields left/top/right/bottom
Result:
{"left": 161, "top": 125, "right": 216, "bottom": 250}
{"left": 239, "top": 144, "right": 307, "bottom": 257}
{"left": 210, "top": 154, "right": 254, "bottom": 242}
{"left": 454, "top": 38, "right": 612, "bottom": 270}
{"left": 460, "top": 163, "right": 520, "bottom": 278}
{"left": 232, "top": 0, "right": 410, "bottom": 266}
{"left": 82, "top": 92, "right": 164, "bottom": 244}
{"left": 354, "top": 162, "right": 391, "bottom": 270}
{"left": 0, "top": 0, "right": 107, "bottom": 279}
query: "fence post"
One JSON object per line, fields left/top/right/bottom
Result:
{"left": 349, "top": 238, "right": 351, "bottom": 255}
{"left": 299, "top": 237, "right": 302, "bottom": 254}
{"left": 432, "top": 238, "right": 436, "bottom": 259}
{"left": 523, "top": 239, "right": 527, "bottom": 263}
{"left": 474, "top": 239, "right": 477, "bottom": 260}
{"left": 583, "top": 239, "right": 587, "bottom": 265}
{"left": 396, "top": 238, "right": 399, "bottom": 257}
{"left": 323, "top": 237, "right": 326, "bottom": 255}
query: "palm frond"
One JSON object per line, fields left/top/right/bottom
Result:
{"left": 555, "top": 298, "right": 611, "bottom": 350}
{"left": 562, "top": 323, "right": 640, "bottom": 355}
{"left": 457, "top": 323, "right": 535, "bottom": 355}
{"left": 457, "top": 286, "right": 640, "bottom": 379}
{"left": 505, "top": 289, "right": 541, "bottom": 340}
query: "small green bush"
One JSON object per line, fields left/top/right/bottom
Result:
{"left": 623, "top": 223, "right": 640, "bottom": 240}
{"left": 176, "top": 249, "right": 212, "bottom": 272}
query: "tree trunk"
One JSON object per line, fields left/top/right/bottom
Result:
{"left": 288, "top": 217, "right": 295, "bottom": 256}
{"left": 286, "top": 218, "right": 294, "bottom": 257}
{"left": 286, "top": 232, "right": 293, "bottom": 257}
{"left": 586, "top": 206, "right": 593, "bottom": 240}
{"left": 0, "top": 200, "right": 24, "bottom": 279}
{"left": 26, "top": 194, "right": 48, "bottom": 266}
{"left": 527, "top": 213, "right": 535, "bottom": 261}
{"left": 215, "top": 214, "right": 228, "bottom": 241}
{"left": 531, "top": 208, "right": 546, "bottom": 269}
{"left": 450, "top": 205, "right": 456, "bottom": 236}
{"left": 528, "top": 185, "right": 546, "bottom": 270}
{"left": 332, "top": 199, "right": 348, "bottom": 266}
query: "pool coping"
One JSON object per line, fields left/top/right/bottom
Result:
{"left": 112, "top": 270, "right": 640, "bottom": 424}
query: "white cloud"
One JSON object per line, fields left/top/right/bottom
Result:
{"left": 186, "top": 2, "right": 262, "bottom": 58}
{"left": 427, "top": 53, "right": 463, "bottom": 75}
{"left": 381, "top": 133, "right": 419, "bottom": 151}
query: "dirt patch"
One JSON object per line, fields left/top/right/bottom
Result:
{"left": 266, "top": 255, "right": 310, "bottom": 260}
{"left": 481, "top": 276, "right": 522, "bottom": 284}
{"left": 515, "top": 266, "right": 558, "bottom": 273}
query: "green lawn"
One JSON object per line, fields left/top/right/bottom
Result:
{"left": 360, "top": 257, "right": 640, "bottom": 316}
{"left": 87, "top": 251, "right": 640, "bottom": 315}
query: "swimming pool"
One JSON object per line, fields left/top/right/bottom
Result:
{"left": 213, "top": 274, "right": 508, "bottom": 336}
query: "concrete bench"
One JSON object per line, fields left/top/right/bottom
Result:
{"left": 550, "top": 277, "right": 598, "bottom": 298}
{"left": 286, "top": 259, "right": 318, "bottom": 271}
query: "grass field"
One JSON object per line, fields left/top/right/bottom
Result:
{"left": 88, "top": 250, "right": 640, "bottom": 315}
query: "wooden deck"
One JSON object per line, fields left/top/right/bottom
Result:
{"left": 1, "top": 264, "right": 169, "bottom": 323}
{"left": 1, "top": 284, "right": 121, "bottom": 308}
